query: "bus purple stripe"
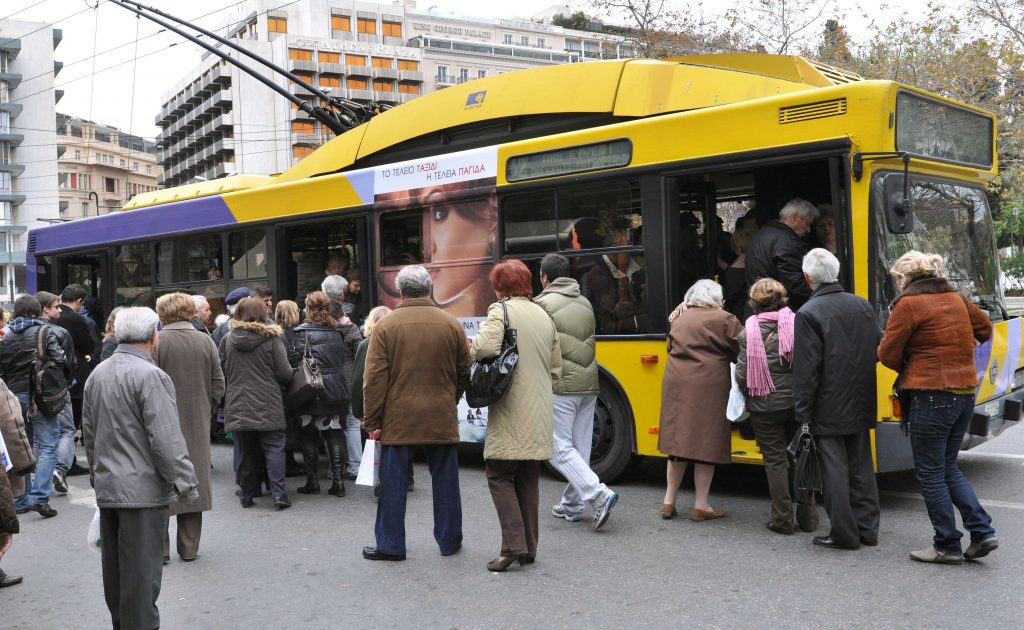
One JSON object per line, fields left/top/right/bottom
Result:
{"left": 31, "top": 196, "right": 237, "bottom": 253}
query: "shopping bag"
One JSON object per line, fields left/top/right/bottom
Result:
{"left": 726, "top": 363, "right": 748, "bottom": 422}
{"left": 0, "top": 428, "right": 11, "bottom": 472}
{"left": 86, "top": 507, "right": 102, "bottom": 553}
{"left": 355, "top": 438, "right": 380, "bottom": 487}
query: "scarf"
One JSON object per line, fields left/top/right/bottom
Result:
{"left": 744, "top": 307, "right": 795, "bottom": 397}
{"left": 9, "top": 317, "right": 49, "bottom": 334}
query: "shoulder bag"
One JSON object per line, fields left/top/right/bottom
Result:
{"left": 466, "top": 301, "right": 519, "bottom": 408}
{"left": 31, "top": 325, "right": 69, "bottom": 418}
{"left": 286, "top": 332, "right": 325, "bottom": 408}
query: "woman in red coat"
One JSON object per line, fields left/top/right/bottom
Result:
{"left": 878, "top": 251, "right": 997, "bottom": 565}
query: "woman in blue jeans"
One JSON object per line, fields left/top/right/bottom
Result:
{"left": 878, "top": 251, "right": 998, "bottom": 564}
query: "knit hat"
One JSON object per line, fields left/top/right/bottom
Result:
{"left": 225, "top": 287, "right": 252, "bottom": 306}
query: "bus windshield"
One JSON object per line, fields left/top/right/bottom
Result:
{"left": 873, "top": 174, "right": 1003, "bottom": 322}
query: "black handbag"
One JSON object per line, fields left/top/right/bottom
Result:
{"left": 286, "top": 333, "right": 325, "bottom": 408}
{"left": 466, "top": 301, "right": 519, "bottom": 408}
{"left": 787, "top": 424, "right": 822, "bottom": 505}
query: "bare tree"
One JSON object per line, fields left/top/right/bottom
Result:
{"left": 728, "top": 0, "right": 835, "bottom": 55}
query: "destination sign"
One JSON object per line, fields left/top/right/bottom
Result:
{"left": 506, "top": 139, "right": 632, "bottom": 182}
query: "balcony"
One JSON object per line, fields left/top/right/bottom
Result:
{"left": 289, "top": 83, "right": 319, "bottom": 98}
{"left": 319, "top": 62, "right": 344, "bottom": 75}
{"left": 346, "top": 65, "right": 373, "bottom": 77}
{"left": 434, "top": 76, "right": 454, "bottom": 88}
{"left": 398, "top": 93, "right": 417, "bottom": 104}
{"left": 0, "top": 102, "right": 23, "bottom": 119}
{"left": 376, "top": 91, "right": 400, "bottom": 103}
{"left": 292, "top": 134, "right": 321, "bottom": 147}
{"left": 398, "top": 70, "right": 423, "bottom": 82}
{"left": 53, "top": 29, "right": 62, "bottom": 48}
{"left": 288, "top": 59, "right": 318, "bottom": 73}
{"left": 0, "top": 39, "right": 21, "bottom": 61}
{"left": 53, "top": 61, "right": 64, "bottom": 77}
{"left": 347, "top": 89, "right": 373, "bottom": 101}
{"left": 0, "top": 162, "right": 25, "bottom": 177}
{"left": 383, "top": 36, "right": 404, "bottom": 46}
{"left": 356, "top": 33, "right": 379, "bottom": 44}
{"left": 54, "top": 89, "right": 64, "bottom": 103}
{"left": 0, "top": 132, "right": 25, "bottom": 147}
{"left": 331, "top": 30, "right": 353, "bottom": 41}
{"left": 0, "top": 71, "right": 21, "bottom": 90}
{"left": 0, "top": 192, "right": 27, "bottom": 205}
{"left": 373, "top": 67, "right": 399, "bottom": 80}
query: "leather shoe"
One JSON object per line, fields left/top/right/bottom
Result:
{"left": 67, "top": 463, "right": 91, "bottom": 477}
{"left": 274, "top": 496, "right": 292, "bottom": 510}
{"left": 860, "top": 538, "right": 879, "bottom": 547}
{"left": 28, "top": 503, "right": 58, "bottom": 518}
{"left": 362, "top": 545, "right": 405, "bottom": 561}
{"left": 813, "top": 536, "right": 859, "bottom": 550}
{"left": 767, "top": 522, "right": 795, "bottom": 535}
{"left": 0, "top": 575, "right": 23, "bottom": 588}
{"left": 690, "top": 507, "right": 727, "bottom": 522}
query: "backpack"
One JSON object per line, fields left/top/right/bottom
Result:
{"left": 30, "top": 325, "right": 69, "bottom": 418}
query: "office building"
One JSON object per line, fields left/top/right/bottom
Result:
{"left": 57, "top": 114, "right": 161, "bottom": 220}
{"left": 0, "top": 19, "right": 62, "bottom": 299}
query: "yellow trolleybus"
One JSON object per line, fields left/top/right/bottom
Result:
{"left": 29, "top": 54, "right": 1021, "bottom": 480}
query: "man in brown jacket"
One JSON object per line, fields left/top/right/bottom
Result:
{"left": 361, "top": 265, "right": 471, "bottom": 561}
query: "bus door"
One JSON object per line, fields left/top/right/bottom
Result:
{"left": 58, "top": 251, "right": 112, "bottom": 308}
{"left": 663, "top": 177, "right": 718, "bottom": 311}
{"left": 278, "top": 215, "right": 369, "bottom": 322}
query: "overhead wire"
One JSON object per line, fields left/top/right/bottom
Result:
{"left": 0, "top": 1, "right": 104, "bottom": 47}
{"left": 0, "top": 0, "right": 57, "bottom": 22}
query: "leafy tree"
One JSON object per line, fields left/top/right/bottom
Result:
{"left": 551, "top": 11, "right": 593, "bottom": 30}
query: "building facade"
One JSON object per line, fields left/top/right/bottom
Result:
{"left": 57, "top": 115, "right": 160, "bottom": 220}
{"left": 0, "top": 19, "right": 62, "bottom": 300}
{"left": 154, "top": 1, "right": 632, "bottom": 186}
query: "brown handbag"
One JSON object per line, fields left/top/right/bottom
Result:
{"left": 285, "top": 333, "right": 325, "bottom": 408}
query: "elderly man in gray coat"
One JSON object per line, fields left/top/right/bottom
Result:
{"left": 83, "top": 307, "right": 199, "bottom": 630}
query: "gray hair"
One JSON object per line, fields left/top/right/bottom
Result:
{"left": 683, "top": 279, "right": 724, "bottom": 309}
{"left": 321, "top": 275, "right": 349, "bottom": 298}
{"left": 114, "top": 307, "right": 160, "bottom": 344}
{"left": 802, "top": 248, "right": 840, "bottom": 288}
{"left": 191, "top": 295, "right": 208, "bottom": 309}
{"left": 779, "top": 198, "right": 820, "bottom": 221}
{"left": 396, "top": 265, "right": 432, "bottom": 298}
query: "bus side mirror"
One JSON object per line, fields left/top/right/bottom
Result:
{"left": 883, "top": 172, "right": 913, "bottom": 234}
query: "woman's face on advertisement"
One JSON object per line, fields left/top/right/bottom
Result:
{"left": 429, "top": 195, "right": 491, "bottom": 304}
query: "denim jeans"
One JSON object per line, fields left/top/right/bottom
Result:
{"left": 14, "top": 392, "right": 60, "bottom": 510}
{"left": 345, "top": 412, "right": 362, "bottom": 476}
{"left": 908, "top": 391, "right": 996, "bottom": 555}
{"left": 56, "top": 392, "right": 76, "bottom": 473}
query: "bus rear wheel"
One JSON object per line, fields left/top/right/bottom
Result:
{"left": 589, "top": 376, "right": 640, "bottom": 483}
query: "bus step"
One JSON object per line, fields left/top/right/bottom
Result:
{"left": 969, "top": 413, "right": 990, "bottom": 437}
{"left": 1003, "top": 399, "right": 1023, "bottom": 422}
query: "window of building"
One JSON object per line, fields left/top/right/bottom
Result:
{"left": 74, "top": 149, "right": 81, "bottom": 159}
{"left": 267, "top": 17, "right": 287, "bottom": 33}
{"left": 398, "top": 83, "right": 421, "bottom": 95}
{"left": 293, "top": 146, "right": 315, "bottom": 158}
{"left": 357, "top": 18, "right": 376, "bottom": 34}
{"left": 503, "top": 34, "right": 513, "bottom": 44}
{"left": 145, "top": 165, "right": 152, "bottom": 174}
{"left": 289, "top": 48, "right": 312, "bottom": 61}
{"left": 372, "top": 57, "right": 392, "bottom": 68}
{"left": 319, "top": 75, "right": 341, "bottom": 88}
{"left": 397, "top": 59, "right": 419, "bottom": 71}
{"left": 133, "top": 162, "right": 139, "bottom": 171}
{"left": 230, "top": 230, "right": 267, "bottom": 278}
{"left": 120, "top": 159, "right": 127, "bottom": 168}
{"left": 382, "top": 21, "right": 401, "bottom": 37}
{"left": 459, "top": 68, "right": 469, "bottom": 83}
{"left": 347, "top": 77, "right": 368, "bottom": 90}
{"left": 320, "top": 51, "right": 339, "bottom": 64}
{"left": 104, "top": 177, "right": 117, "bottom": 193}
{"left": 380, "top": 211, "right": 423, "bottom": 266}
{"left": 81, "top": 202, "right": 89, "bottom": 216}
{"left": 521, "top": 35, "right": 529, "bottom": 46}
{"left": 71, "top": 126, "right": 83, "bottom": 138}
{"left": 331, "top": 15, "right": 351, "bottom": 31}
{"left": 537, "top": 37, "right": 546, "bottom": 48}
{"left": 436, "top": 65, "right": 448, "bottom": 81}
{"left": 292, "top": 120, "right": 315, "bottom": 134}
{"left": 292, "top": 71, "right": 314, "bottom": 83}
{"left": 95, "top": 131, "right": 111, "bottom": 143}
{"left": 345, "top": 54, "right": 366, "bottom": 66}
{"left": 373, "top": 79, "right": 393, "bottom": 92}
{"left": 58, "top": 172, "right": 68, "bottom": 188}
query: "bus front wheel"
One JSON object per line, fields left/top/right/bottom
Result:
{"left": 589, "top": 375, "right": 640, "bottom": 483}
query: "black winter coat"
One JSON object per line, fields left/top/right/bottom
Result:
{"left": 55, "top": 305, "right": 96, "bottom": 398}
{"left": 0, "top": 323, "right": 67, "bottom": 394}
{"left": 288, "top": 322, "right": 350, "bottom": 416}
{"left": 792, "top": 283, "right": 881, "bottom": 435}
{"left": 745, "top": 220, "right": 811, "bottom": 311}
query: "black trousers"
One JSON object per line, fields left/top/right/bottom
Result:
{"left": 100, "top": 506, "right": 168, "bottom": 630}
{"left": 235, "top": 430, "right": 287, "bottom": 501}
{"left": 816, "top": 431, "right": 880, "bottom": 548}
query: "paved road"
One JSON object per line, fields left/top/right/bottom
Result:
{"left": 3, "top": 425, "right": 1023, "bottom": 629}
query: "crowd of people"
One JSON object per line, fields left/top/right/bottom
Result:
{"left": 0, "top": 197, "right": 1002, "bottom": 627}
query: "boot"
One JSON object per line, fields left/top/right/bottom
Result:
{"left": 297, "top": 435, "right": 320, "bottom": 494}
{"left": 297, "top": 472, "right": 320, "bottom": 495}
{"left": 327, "top": 444, "right": 346, "bottom": 497}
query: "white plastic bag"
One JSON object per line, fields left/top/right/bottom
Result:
{"left": 355, "top": 438, "right": 380, "bottom": 487}
{"left": 86, "top": 507, "right": 101, "bottom": 553}
{"left": 727, "top": 363, "right": 748, "bottom": 422}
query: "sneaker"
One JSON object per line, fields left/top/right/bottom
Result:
{"left": 909, "top": 546, "right": 963, "bottom": 565}
{"left": 593, "top": 491, "right": 619, "bottom": 531}
{"left": 964, "top": 536, "right": 998, "bottom": 560}
{"left": 551, "top": 504, "right": 583, "bottom": 522}
{"left": 52, "top": 470, "right": 68, "bottom": 495}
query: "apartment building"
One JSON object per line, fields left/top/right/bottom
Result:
{"left": 154, "top": 0, "right": 424, "bottom": 188}
{"left": 57, "top": 114, "right": 160, "bottom": 220}
{"left": 0, "top": 19, "right": 62, "bottom": 299}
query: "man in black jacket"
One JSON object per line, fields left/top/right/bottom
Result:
{"left": 745, "top": 198, "right": 819, "bottom": 312}
{"left": 793, "top": 248, "right": 881, "bottom": 551}
{"left": 36, "top": 292, "right": 78, "bottom": 495}
{"left": 55, "top": 284, "right": 97, "bottom": 476}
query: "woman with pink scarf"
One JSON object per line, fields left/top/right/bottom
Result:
{"left": 735, "top": 279, "right": 817, "bottom": 535}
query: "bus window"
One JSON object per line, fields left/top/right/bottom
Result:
{"left": 115, "top": 243, "right": 153, "bottom": 307}
{"left": 380, "top": 211, "right": 423, "bottom": 266}
{"left": 184, "top": 234, "right": 224, "bottom": 282}
{"left": 502, "top": 191, "right": 556, "bottom": 255}
{"left": 229, "top": 230, "right": 267, "bottom": 279}
{"left": 156, "top": 240, "right": 175, "bottom": 285}
{"left": 283, "top": 218, "right": 365, "bottom": 319}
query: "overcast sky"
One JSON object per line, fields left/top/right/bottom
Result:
{"left": 4, "top": 0, "right": 957, "bottom": 140}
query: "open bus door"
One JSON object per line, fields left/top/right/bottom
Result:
{"left": 57, "top": 251, "right": 112, "bottom": 312}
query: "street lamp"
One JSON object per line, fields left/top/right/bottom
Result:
{"left": 88, "top": 190, "right": 99, "bottom": 217}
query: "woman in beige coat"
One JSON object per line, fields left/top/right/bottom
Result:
{"left": 472, "top": 259, "right": 561, "bottom": 572}
{"left": 659, "top": 279, "right": 742, "bottom": 522}
{"left": 155, "top": 293, "right": 225, "bottom": 562}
